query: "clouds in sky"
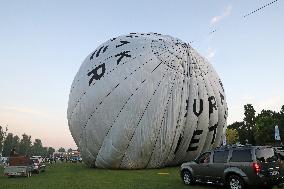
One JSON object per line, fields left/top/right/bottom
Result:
{"left": 210, "top": 5, "right": 232, "bottom": 25}
{"left": 205, "top": 47, "right": 216, "bottom": 60}
{"left": 0, "top": 105, "right": 76, "bottom": 149}
{"left": 227, "top": 95, "right": 284, "bottom": 124}
{"left": 1, "top": 105, "right": 49, "bottom": 117}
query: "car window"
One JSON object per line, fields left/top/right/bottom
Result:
{"left": 256, "top": 148, "right": 278, "bottom": 163}
{"left": 213, "top": 150, "right": 229, "bottom": 163}
{"left": 197, "top": 152, "right": 211, "bottom": 164}
{"left": 230, "top": 149, "right": 252, "bottom": 162}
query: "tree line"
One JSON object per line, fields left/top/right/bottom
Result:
{"left": 0, "top": 126, "right": 56, "bottom": 157}
{"left": 226, "top": 104, "right": 284, "bottom": 145}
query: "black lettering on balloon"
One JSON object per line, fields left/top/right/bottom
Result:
{"left": 89, "top": 45, "right": 109, "bottom": 60}
{"left": 187, "top": 129, "right": 203, "bottom": 151}
{"left": 87, "top": 63, "right": 106, "bottom": 85}
{"left": 110, "top": 38, "right": 116, "bottom": 41}
{"left": 220, "top": 92, "right": 224, "bottom": 105}
{"left": 116, "top": 40, "right": 130, "bottom": 48}
{"left": 209, "top": 123, "right": 218, "bottom": 144}
{"left": 174, "top": 134, "right": 183, "bottom": 154}
{"left": 208, "top": 96, "right": 217, "bottom": 117}
{"left": 115, "top": 51, "right": 131, "bottom": 65}
{"left": 219, "top": 79, "right": 224, "bottom": 92}
{"left": 103, "top": 46, "right": 108, "bottom": 53}
{"left": 193, "top": 99, "right": 203, "bottom": 117}
{"left": 90, "top": 50, "right": 97, "bottom": 60}
{"left": 184, "top": 100, "right": 189, "bottom": 117}
{"left": 96, "top": 46, "right": 104, "bottom": 57}
{"left": 224, "top": 110, "right": 228, "bottom": 120}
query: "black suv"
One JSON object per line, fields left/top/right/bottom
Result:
{"left": 180, "top": 145, "right": 284, "bottom": 189}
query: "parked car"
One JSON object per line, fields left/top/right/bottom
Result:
{"left": 4, "top": 156, "right": 32, "bottom": 178}
{"left": 181, "top": 145, "right": 284, "bottom": 189}
{"left": 70, "top": 156, "right": 80, "bottom": 163}
{"left": 1, "top": 156, "right": 9, "bottom": 167}
{"left": 274, "top": 146, "right": 284, "bottom": 160}
{"left": 30, "top": 157, "right": 46, "bottom": 174}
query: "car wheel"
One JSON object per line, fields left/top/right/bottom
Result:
{"left": 227, "top": 175, "right": 245, "bottom": 189}
{"left": 182, "top": 170, "right": 194, "bottom": 185}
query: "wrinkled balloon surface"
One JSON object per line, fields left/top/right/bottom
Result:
{"left": 67, "top": 33, "right": 228, "bottom": 169}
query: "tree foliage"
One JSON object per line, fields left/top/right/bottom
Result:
{"left": 2, "top": 133, "right": 19, "bottom": 156}
{"left": 19, "top": 134, "right": 32, "bottom": 156}
{"left": 227, "top": 104, "right": 284, "bottom": 145}
{"left": 67, "top": 148, "right": 73, "bottom": 153}
{"left": 58, "top": 147, "right": 65, "bottom": 152}
{"left": 243, "top": 104, "right": 256, "bottom": 145}
{"left": 31, "top": 139, "right": 44, "bottom": 156}
{"left": 48, "top": 147, "right": 55, "bottom": 156}
{"left": 226, "top": 128, "right": 239, "bottom": 145}
{"left": 254, "top": 110, "right": 278, "bottom": 145}
{"left": 1, "top": 129, "right": 58, "bottom": 157}
{"left": 0, "top": 125, "right": 8, "bottom": 154}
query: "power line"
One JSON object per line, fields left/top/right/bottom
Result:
{"left": 244, "top": 0, "right": 279, "bottom": 18}
{"left": 190, "top": 1, "right": 279, "bottom": 45}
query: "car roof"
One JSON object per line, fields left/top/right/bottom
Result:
{"left": 214, "top": 145, "right": 273, "bottom": 151}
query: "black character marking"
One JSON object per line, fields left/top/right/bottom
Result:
{"left": 115, "top": 51, "right": 131, "bottom": 65}
{"left": 219, "top": 79, "right": 224, "bottom": 92}
{"left": 174, "top": 134, "right": 183, "bottom": 154}
{"left": 90, "top": 50, "right": 97, "bottom": 60}
{"left": 208, "top": 96, "right": 217, "bottom": 117}
{"left": 209, "top": 123, "right": 218, "bottom": 144}
{"left": 96, "top": 46, "right": 104, "bottom": 57}
{"left": 219, "top": 92, "right": 224, "bottom": 105}
{"left": 103, "top": 46, "right": 108, "bottom": 53}
{"left": 187, "top": 129, "right": 203, "bottom": 151}
{"left": 87, "top": 63, "right": 106, "bottom": 85}
{"left": 116, "top": 40, "right": 130, "bottom": 48}
{"left": 89, "top": 45, "right": 108, "bottom": 60}
{"left": 193, "top": 99, "right": 203, "bottom": 117}
{"left": 110, "top": 38, "right": 116, "bottom": 41}
{"left": 184, "top": 100, "right": 189, "bottom": 117}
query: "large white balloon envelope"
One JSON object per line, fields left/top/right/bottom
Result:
{"left": 67, "top": 33, "right": 228, "bottom": 169}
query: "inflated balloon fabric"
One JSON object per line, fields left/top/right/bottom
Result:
{"left": 67, "top": 33, "right": 228, "bottom": 169}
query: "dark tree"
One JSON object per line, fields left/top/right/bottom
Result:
{"left": 2, "top": 133, "right": 20, "bottom": 156}
{"left": 47, "top": 147, "right": 55, "bottom": 157}
{"left": 12, "top": 135, "right": 20, "bottom": 152}
{"left": 0, "top": 125, "right": 8, "bottom": 154}
{"left": 243, "top": 104, "right": 256, "bottom": 145}
{"left": 227, "top": 121, "right": 247, "bottom": 144}
{"left": 58, "top": 147, "right": 65, "bottom": 152}
{"left": 42, "top": 147, "right": 48, "bottom": 157}
{"left": 254, "top": 110, "right": 278, "bottom": 145}
{"left": 67, "top": 148, "right": 73, "bottom": 153}
{"left": 31, "top": 139, "right": 44, "bottom": 156}
{"left": 19, "top": 134, "right": 32, "bottom": 156}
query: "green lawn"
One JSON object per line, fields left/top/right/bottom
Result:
{"left": 0, "top": 162, "right": 215, "bottom": 189}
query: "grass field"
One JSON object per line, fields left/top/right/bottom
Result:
{"left": 0, "top": 162, "right": 216, "bottom": 189}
